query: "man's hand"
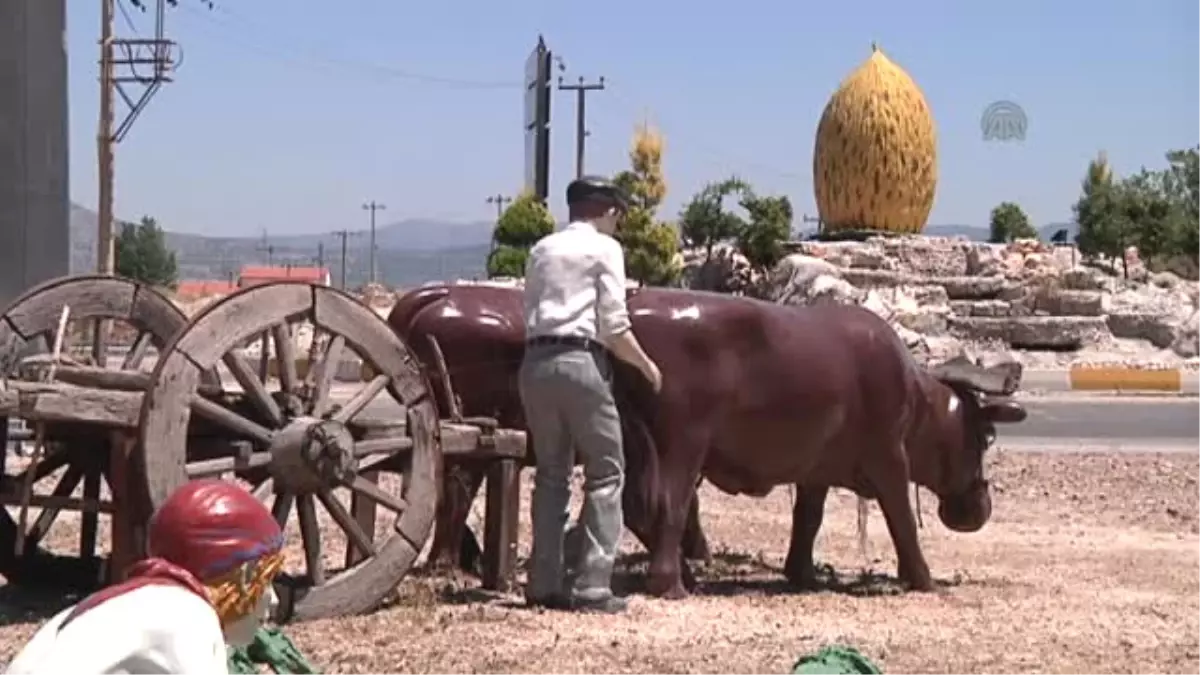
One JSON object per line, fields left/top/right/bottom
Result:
{"left": 643, "top": 361, "right": 663, "bottom": 394}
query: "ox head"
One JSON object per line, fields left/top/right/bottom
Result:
{"left": 924, "top": 355, "right": 1028, "bottom": 533}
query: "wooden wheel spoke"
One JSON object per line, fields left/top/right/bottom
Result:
{"left": 271, "top": 323, "right": 299, "bottom": 395}
{"left": 80, "top": 466, "right": 101, "bottom": 560}
{"left": 222, "top": 352, "right": 284, "bottom": 428}
{"left": 296, "top": 494, "right": 325, "bottom": 586}
{"left": 308, "top": 334, "right": 345, "bottom": 419}
{"left": 353, "top": 435, "right": 414, "bottom": 458}
{"left": 185, "top": 450, "right": 272, "bottom": 479}
{"left": 347, "top": 474, "right": 408, "bottom": 515}
{"left": 257, "top": 332, "right": 270, "bottom": 382}
{"left": 25, "top": 465, "right": 84, "bottom": 545}
{"left": 9, "top": 447, "right": 71, "bottom": 485}
{"left": 316, "top": 489, "right": 376, "bottom": 559}
{"left": 272, "top": 492, "right": 295, "bottom": 530}
{"left": 331, "top": 374, "right": 389, "bottom": 425}
{"left": 190, "top": 395, "right": 275, "bottom": 446}
{"left": 121, "top": 330, "right": 153, "bottom": 371}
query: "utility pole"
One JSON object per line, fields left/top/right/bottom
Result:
{"left": 316, "top": 241, "right": 325, "bottom": 270}
{"left": 558, "top": 75, "right": 605, "bottom": 178}
{"left": 362, "top": 201, "right": 386, "bottom": 285}
{"left": 256, "top": 231, "right": 275, "bottom": 266}
{"left": 331, "top": 229, "right": 362, "bottom": 290}
{"left": 94, "top": 0, "right": 176, "bottom": 364}
{"left": 486, "top": 194, "right": 512, "bottom": 219}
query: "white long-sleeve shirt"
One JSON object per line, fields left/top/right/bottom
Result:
{"left": 522, "top": 221, "right": 632, "bottom": 342}
{"left": 5, "top": 584, "right": 229, "bottom": 674}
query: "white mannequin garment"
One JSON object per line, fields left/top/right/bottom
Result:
{"left": 5, "top": 584, "right": 228, "bottom": 675}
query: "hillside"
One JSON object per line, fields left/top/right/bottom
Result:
{"left": 67, "top": 203, "right": 1077, "bottom": 288}
{"left": 69, "top": 204, "right": 491, "bottom": 288}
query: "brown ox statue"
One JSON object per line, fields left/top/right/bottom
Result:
{"left": 386, "top": 283, "right": 711, "bottom": 575}
{"left": 389, "top": 284, "right": 1026, "bottom": 598}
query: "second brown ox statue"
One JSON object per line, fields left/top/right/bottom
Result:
{"left": 388, "top": 284, "right": 1027, "bottom": 598}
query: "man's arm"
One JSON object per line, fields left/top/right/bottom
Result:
{"left": 595, "top": 240, "right": 662, "bottom": 392}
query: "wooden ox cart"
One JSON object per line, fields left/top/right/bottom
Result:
{"left": 0, "top": 275, "right": 526, "bottom": 620}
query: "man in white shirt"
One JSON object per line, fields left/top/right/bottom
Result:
{"left": 5, "top": 479, "right": 286, "bottom": 674}
{"left": 520, "top": 176, "right": 663, "bottom": 614}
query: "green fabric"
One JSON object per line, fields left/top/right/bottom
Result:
{"left": 791, "top": 645, "right": 882, "bottom": 674}
{"left": 227, "top": 627, "right": 319, "bottom": 674}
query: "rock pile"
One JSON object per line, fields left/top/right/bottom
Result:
{"left": 758, "top": 236, "right": 1199, "bottom": 368}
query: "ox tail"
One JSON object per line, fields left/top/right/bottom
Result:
{"left": 386, "top": 284, "right": 452, "bottom": 339}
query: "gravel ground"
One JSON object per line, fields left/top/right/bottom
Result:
{"left": 1, "top": 449, "right": 1197, "bottom": 674}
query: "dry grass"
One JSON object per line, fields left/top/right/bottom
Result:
{"left": 1, "top": 449, "right": 1197, "bottom": 673}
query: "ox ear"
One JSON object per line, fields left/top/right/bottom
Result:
{"left": 982, "top": 398, "right": 1027, "bottom": 423}
{"left": 930, "top": 356, "right": 1023, "bottom": 396}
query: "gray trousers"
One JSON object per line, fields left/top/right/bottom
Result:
{"left": 518, "top": 343, "right": 624, "bottom": 601}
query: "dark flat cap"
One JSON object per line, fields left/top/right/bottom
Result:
{"left": 566, "top": 175, "right": 629, "bottom": 212}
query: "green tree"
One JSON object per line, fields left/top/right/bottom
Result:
{"left": 486, "top": 192, "right": 554, "bottom": 278}
{"left": 612, "top": 122, "right": 681, "bottom": 286}
{"left": 987, "top": 201, "right": 1038, "bottom": 243}
{"left": 736, "top": 191, "right": 793, "bottom": 272}
{"left": 1118, "top": 169, "right": 1182, "bottom": 263}
{"left": 1073, "top": 151, "right": 1131, "bottom": 276}
{"left": 679, "top": 177, "right": 750, "bottom": 260}
{"left": 115, "top": 216, "right": 178, "bottom": 288}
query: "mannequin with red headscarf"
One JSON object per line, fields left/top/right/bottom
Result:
{"left": 5, "top": 479, "right": 286, "bottom": 674}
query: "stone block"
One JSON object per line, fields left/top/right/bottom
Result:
{"left": 947, "top": 316, "right": 1110, "bottom": 350}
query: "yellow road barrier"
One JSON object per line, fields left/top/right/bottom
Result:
{"left": 1068, "top": 366, "right": 1182, "bottom": 392}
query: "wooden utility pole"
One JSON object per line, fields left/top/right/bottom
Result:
{"left": 362, "top": 201, "right": 386, "bottom": 285}
{"left": 94, "top": 0, "right": 175, "bottom": 364}
{"left": 486, "top": 194, "right": 512, "bottom": 219}
{"left": 558, "top": 75, "right": 605, "bottom": 178}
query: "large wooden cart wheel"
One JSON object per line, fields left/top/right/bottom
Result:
{"left": 139, "top": 281, "right": 441, "bottom": 621}
{"left": 0, "top": 274, "right": 187, "bottom": 589}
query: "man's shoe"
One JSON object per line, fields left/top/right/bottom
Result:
{"left": 567, "top": 594, "right": 628, "bottom": 614}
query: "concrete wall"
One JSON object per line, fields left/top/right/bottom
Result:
{"left": 0, "top": 0, "right": 70, "bottom": 308}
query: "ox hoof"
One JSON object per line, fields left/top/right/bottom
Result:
{"left": 647, "top": 575, "right": 689, "bottom": 600}
{"left": 900, "top": 570, "right": 935, "bottom": 593}
{"left": 783, "top": 568, "right": 820, "bottom": 591}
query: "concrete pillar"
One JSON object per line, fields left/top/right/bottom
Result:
{"left": 0, "top": 0, "right": 70, "bottom": 308}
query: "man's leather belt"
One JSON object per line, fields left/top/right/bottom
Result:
{"left": 526, "top": 334, "right": 603, "bottom": 352}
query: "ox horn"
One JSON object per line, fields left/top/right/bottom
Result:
{"left": 929, "top": 355, "right": 1023, "bottom": 396}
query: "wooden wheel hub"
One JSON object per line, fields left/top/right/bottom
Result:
{"left": 268, "top": 417, "right": 357, "bottom": 493}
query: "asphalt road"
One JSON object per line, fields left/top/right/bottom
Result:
{"left": 348, "top": 392, "right": 1198, "bottom": 453}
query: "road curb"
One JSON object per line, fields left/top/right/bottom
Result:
{"left": 1022, "top": 367, "right": 1198, "bottom": 395}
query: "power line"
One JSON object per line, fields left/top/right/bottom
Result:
{"left": 173, "top": 3, "right": 520, "bottom": 90}
{"left": 361, "top": 201, "right": 385, "bottom": 285}
{"left": 558, "top": 75, "right": 606, "bottom": 179}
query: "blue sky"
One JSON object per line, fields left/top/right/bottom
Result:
{"left": 66, "top": 0, "right": 1198, "bottom": 238}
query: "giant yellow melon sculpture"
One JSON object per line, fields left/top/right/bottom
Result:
{"left": 813, "top": 44, "right": 938, "bottom": 234}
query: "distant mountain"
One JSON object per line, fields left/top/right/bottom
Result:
{"left": 69, "top": 203, "right": 490, "bottom": 288}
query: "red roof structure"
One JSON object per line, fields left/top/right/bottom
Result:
{"left": 175, "top": 279, "right": 238, "bottom": 300}
{"left": 237, "top": 265, "right": 331, "bottom": 287}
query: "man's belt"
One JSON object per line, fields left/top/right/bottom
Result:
{"left": 526, "top": 334, "right": 605, "bottom": 353}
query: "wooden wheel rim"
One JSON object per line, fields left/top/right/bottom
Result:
{"left": 0, "top": 275, "right": 187, "bottom": 589}
{"left": 137, "top": 281, "right": 442, "bottom": 620}
{"left": 0, "top": 274, "right": 186, "bottom": 366}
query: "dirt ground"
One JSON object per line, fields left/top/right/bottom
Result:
{"left": 1, "top": 449, "right": 1197, "bottom": 674}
